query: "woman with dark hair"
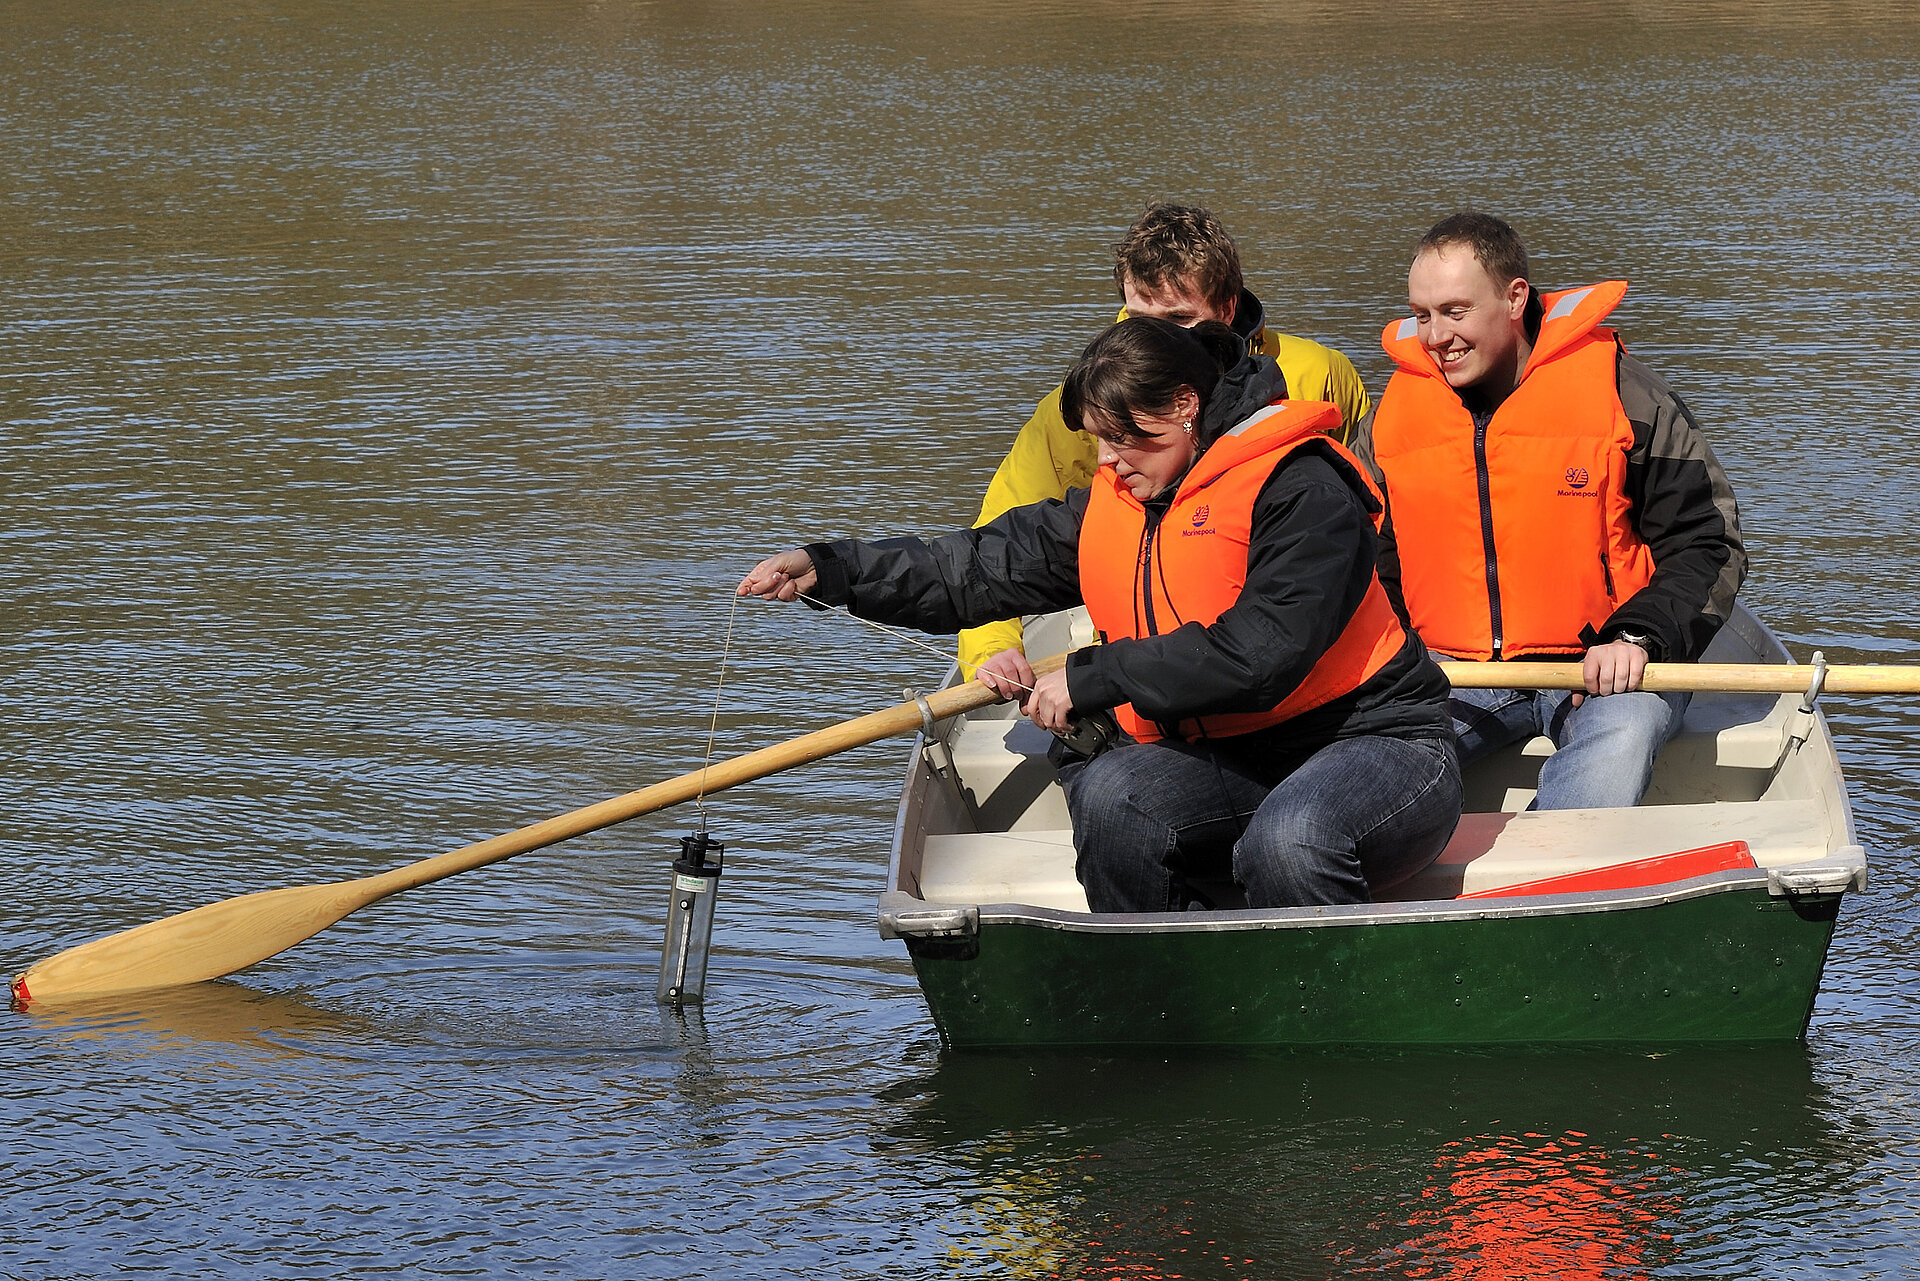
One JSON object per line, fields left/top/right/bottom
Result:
{"left": 739, "top": 317, "right": 1461, "bottom": 911}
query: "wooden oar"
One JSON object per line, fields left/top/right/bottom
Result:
{"left": 1439, "top": 660, "right": 1920, "bottom": 694}
{"left": 12, "top": 656, "right": 1065, "bottom": 1005}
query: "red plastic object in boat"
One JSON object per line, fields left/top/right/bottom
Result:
{"left": 1459, "top": 840, "right": 1758, "bottom": 899}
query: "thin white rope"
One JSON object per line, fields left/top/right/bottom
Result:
{"left": 694, "top": 592, "right": 743, "bottom": 825}
{"left": 792, "top": 589, "right": 1037, "bottom": 694}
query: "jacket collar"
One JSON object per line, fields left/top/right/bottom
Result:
{"left": 1195, "top": 345, "right": 1285, "bottom": 447}
{"left": 1380, "top": 279, "right": 1629, "bottom": 385}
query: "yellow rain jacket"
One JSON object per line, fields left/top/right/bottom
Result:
{"left": 958, "top": 294, "right": 1371, "bottom": 672}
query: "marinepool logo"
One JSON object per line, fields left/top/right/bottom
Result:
{"left": 1183, "top": 503, "right": 1217, "bottom": 536}
{"left": 1559, "top": 466, "right": 1600, "bottom": 498}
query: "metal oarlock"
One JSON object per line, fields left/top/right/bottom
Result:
{"left": 1787, "top": 650, "right": 1830, "bottom": 756}
{"left": 659, "top": 831, "right": 724, "bottom": 1007}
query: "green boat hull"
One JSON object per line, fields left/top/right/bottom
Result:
{"left": 901, "top": 881, "right": 1843, "bottom": 1050}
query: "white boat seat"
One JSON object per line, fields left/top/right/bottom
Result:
{"left": 916, "top": 830, "right": 1089, "bottom": 912}
{"left": 1373, "top": 797, "right": 1829, "bottom": 900}
{"left": 1468, "top": 690, "right": 1808, "bottom": 811}
{"left": 914, "top": 796, "right": 1832, "bottom": 912}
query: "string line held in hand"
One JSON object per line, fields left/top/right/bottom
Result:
{"left": 695, "top": 591, "right": 743, "bottom": 823}
{"left": 792, "top": 590, "right": 1037, "bottom": 694}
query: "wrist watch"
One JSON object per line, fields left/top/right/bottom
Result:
{"left": 1612, "top": 630, "right": 1654, "bottom": 652}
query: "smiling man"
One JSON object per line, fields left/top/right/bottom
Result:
{"left": 1350, "top": 212, "right": 1746, "bottom": 809}
{"left": 958, "top": 203, "right": 1370, "bottom": 688}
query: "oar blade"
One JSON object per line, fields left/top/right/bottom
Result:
{"left": 11, "top": 877, "right": 381, "bottom": 1005}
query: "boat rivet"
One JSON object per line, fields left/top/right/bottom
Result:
{"left": 1453, "top": 998, "right": 1461, "bottom": 1007}
{"left": 679, "top": 898, "right": 693, "bottom": 910}
{"left": 1731, "top": 986, "right": 1740, "bottom": 995}
{"left": 1523, "top": 995, "right": 1532, "bottom": 1003}
{"left": 1297, "top": 980, "right": 1307, "bottom": 989}
{"left": 1774, "top": 957, "right": 1784, "bottom": 967}
{"left": 1592, "top": 993, "right": 1602, "bottom": 1001}
{"left": 1160, "top": 1011, "right": 1168, "bottom": 1019}
{"left": 969, "top": 994, "right": 980, "bottom": 1003}
{"left": 1453, "top": 974, "right": 1463, "bottom": 985}
{"left": 1663, "top": 988, "right": 1672, "bottom": 997}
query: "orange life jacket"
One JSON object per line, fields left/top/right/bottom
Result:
{"left": 1369, "top": 281, "right": 1656, "bottom": 661}
{"left": 1078, "top": 400, "right": 1408, "bottom": 743}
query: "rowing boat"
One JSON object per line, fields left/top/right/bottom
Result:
{"left": 881, "top": 605, "right": 1863, "bottom": 1049}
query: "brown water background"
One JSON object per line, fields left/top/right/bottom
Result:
{"left": 6, "top": 1, "right": 1920, "bottom": 1276}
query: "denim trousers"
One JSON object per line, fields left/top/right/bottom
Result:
{"left": 1445, "top": 679, "right": 1690, "bottom": 809}
{"left": 1058, "top": 732, "right": 1463, "bottom": 912}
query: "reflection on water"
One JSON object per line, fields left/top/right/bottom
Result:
{"left": 887, "top": 1047, "right": 1852, "bottom": 1277}
{"left": 20, "top": 980, "right": 367, "bottom": 1057}
{"left": 1391, "top": 1134, "right": 1679, "bottom": 1278}
{"left": 5, "top": 0, "right": 1920, "bottom": 1275}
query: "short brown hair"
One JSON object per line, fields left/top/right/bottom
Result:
{"left": 1111, "top": 202, "right": 1243, "bottom": 312}
{"left": 1417, "top": 211, "right": 1531, "bottom": 288}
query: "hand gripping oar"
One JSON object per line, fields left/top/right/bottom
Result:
{"left": 1439, "top": 660, "right": 1920, "bottom": 694}
{"left": 12, "top": 656, "right": 1066, "bottom": 1005}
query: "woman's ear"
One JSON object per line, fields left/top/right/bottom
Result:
{"left": 1173, "top": 385, "right": 1201, "bottom": 425}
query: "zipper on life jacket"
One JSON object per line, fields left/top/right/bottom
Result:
{"left": 1135, "top": 505, "right": 1166, "bottom": 637}
{"left": 1474, "top": 417, "right": 1504, "bottom": 658}
{"left": 1600, "top": 549, "right": 1617, "bottom": 601}
{"left": 1134, "top": 504, "right": 1188, "bottom": 740}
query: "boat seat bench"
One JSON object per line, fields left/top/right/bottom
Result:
{"left": 913, "top": 797, "right": 1831, "bottom": 913}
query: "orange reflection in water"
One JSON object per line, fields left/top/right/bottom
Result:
{"left": 1394, "top": 1130, "right": 1680, "bottom": 1279}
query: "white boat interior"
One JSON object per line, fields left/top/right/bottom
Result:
{"left": 894, "top": 605, "right": 1858, "bottom": 912}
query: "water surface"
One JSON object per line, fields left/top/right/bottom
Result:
{"left": 5, "top": 1, "right": 1920, "bottom": 1275}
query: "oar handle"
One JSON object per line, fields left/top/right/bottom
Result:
{"left": 1439, "top": 660, "right": 1920, "bottom": 694}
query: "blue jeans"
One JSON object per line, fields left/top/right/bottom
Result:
{"left": 1446, "top": 677, "right": 1689, "bottom": 809}
{"left": 1058, "top": 733, "right": 1462, "bottom": 912}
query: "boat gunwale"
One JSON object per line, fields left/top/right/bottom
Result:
{"left": 880, "top": 846, "right": 1865, "bottom": 938}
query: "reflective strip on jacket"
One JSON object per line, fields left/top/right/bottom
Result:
{"left": 1078, "top": 400, "right": 1407, "bottom": 743}
{"left": 1369, "top": 280, "right": 1656, "bottom": 662}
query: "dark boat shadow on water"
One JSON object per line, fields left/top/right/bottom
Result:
{"left": 878, "top": 1044, "right": 1868, "bottom": 1277}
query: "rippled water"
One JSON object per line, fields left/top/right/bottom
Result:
{"left": 6, "top": 1, "right": 1920, "bottom": 1276}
